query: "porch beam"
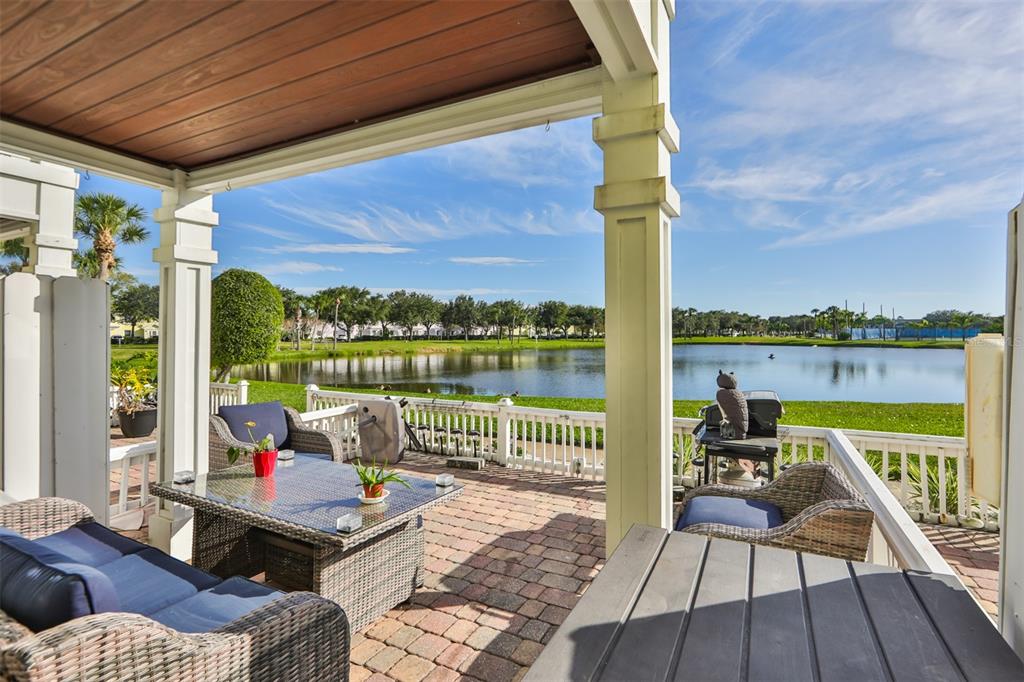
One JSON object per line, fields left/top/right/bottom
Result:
{"left": 598, "top": 0, "right": 678, "bottom": 553}
{"left": 149, "top": 170, "right": 218, "bottom": 560}
{"left": 184, "top": 67, "right": 604, "bottom": 193}
{"left": 0, "top": 119, "right": 175, "bottom": 190}
{"left": 571, "top": 0, "right": 666, "bottom": 81}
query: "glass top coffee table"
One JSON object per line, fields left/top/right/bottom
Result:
{"left": 152, "top": 455, "right": 463, "bottom": 631}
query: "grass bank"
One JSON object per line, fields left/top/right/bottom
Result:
{"left": 246, "top": 380, "right": 963, "bottom": 437}
{"left": 111, "top": 335, "right": 963, "bottom": 367}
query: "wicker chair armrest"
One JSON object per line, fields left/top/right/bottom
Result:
{"left": 0, "top": 497, "right": 93, "bottom": 539}
{"left": 284, "top": 407, "right": 347, "bottom": 462}
{"left": 2, "top": 593, "right": 349, "bottom": 681}
{"left": 209, "top": 415, "right": 253, "bottom": 471}
{"left": 681, "top": 499, "right": 874, "bottom": 561}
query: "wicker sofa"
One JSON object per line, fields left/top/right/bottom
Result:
{"left": 676, "top": 461, "right": 874, "bottom": 561}
{"left": 0, "top": 497, "right": 349, "bottom": 681}
{"left": 210, "top": 400, "right": 347, "bottom": 471}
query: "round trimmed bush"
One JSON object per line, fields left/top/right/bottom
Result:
{"left": 211, "top": 269, "right": 283, "bottom": 380}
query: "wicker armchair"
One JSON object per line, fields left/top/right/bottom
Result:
{"left": 678, "top": 462, "right": 874, "bottom": 561}
{"left": 210, "top": 405, "right": 346, "bottom": 470}
{"left": 0, "top": 498, "right": 350, "bottom": 682}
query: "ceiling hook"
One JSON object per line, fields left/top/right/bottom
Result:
{"left": 545, "top": 119, "right": 551, "bottom": 132}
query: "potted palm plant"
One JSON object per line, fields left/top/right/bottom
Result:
{"left": 353, "top": 458, "right": 411, "bottom": 503}
{"left": 226, "top": 421, "right": 278, "bottom": 477}
{"left": 111, "top": 367, "right": 157, "bottom": 437}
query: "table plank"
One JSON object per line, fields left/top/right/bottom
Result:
{"left": 851, "top": 562, "right": 961, "bottom": 682}
{"left": 801, "top": 552, "right": 888, "bottom": 680}
{"left": 524, "top": 524, "right": 667, "bottom": 682}
{"left": 673, "top": 537, "right": 750, "bottom": 681}
{"left": 748, "top": 544, "right": 815, "bottom": 682}
{"left": 600, "top": 532, "right": 708, "bottom": 681}
{"left": 907, "top": 570, "right": 1024, "bottom": 681}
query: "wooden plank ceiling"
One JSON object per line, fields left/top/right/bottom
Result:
{"left": 0, "top": 0, "right": 597, "bottom": 170}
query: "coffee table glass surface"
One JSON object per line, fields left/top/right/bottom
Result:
{"left": 156, "top": 454, "right": 461, "bottom": 539}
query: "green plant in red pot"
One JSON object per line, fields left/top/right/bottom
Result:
{"left": 227, "top": 420, "right": 278, "bottom": 477}
{"left": 353, "top": 458, "right": 411, "bottom": 501}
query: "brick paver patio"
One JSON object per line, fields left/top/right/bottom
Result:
{"left": 919, "top": 523, "right": 1001, "bottom": 621}
{"left": 110, "top": 442, "right": 1002, "bottom": 679}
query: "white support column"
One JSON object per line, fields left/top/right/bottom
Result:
{"left": 1001, "top": 201, "right": 1023, "bottom": 654}
{"left": 149, "top": 171, "right": 218, "bottom": 560}
{"left": 595, "top": 0, "right": 679, "bottom": 552}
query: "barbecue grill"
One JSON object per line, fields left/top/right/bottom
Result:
{"left": 693, "top": 390, "right": 785, "bottom": 485}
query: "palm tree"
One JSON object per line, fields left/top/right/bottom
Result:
{"left": 74, "top": 193, "right": 149, "bottom": 281}
{"left": 1, "top": 238, "right": 29, "bottom": 274}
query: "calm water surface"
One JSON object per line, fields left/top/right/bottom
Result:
{"left": 238, "top": 345, "right": 965, "bottom": 403}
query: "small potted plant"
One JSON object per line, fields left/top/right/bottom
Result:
{"left": 352, "top": 458, "right": 411, "bottom": 503}
{"left": 227, "top": 421, "right": 278, "bottom": 477}
{"left": 111, "top": 367, "right": 157, "bottom": 438}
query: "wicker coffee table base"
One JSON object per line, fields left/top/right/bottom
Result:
{"left": 192, "top": 510, "right": 425, "bottom": 633}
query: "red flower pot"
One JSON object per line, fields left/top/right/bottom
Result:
{"left": 363, "top": 483, "right": 384, "bottom": 499}
{"left": 253, "top": 450, "right": 278, "bottom": 477}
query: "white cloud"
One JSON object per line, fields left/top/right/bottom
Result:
{"left": 266, "top": 196, "right": 599, "bottom": 243}
{"left": 448, "top": 256, "right": 541, "bottom": 266}
{"left": 433, "top": 119, "right": 600, "bottom": 188}
{"left": 689, "top": 162, "right": 830, "bottom": 202}
{"left": 260, "top": 261, "right": 345, "bottom": 275}
{"left": 766, "top": 174, "right": 1016, "bottom": 249}
{"left": 228, "top": 223, "right": 306, "bottom": 242}
{"left": 254, "top": 243, "right": 414, "bottom": 255}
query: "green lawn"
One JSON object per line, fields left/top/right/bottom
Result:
{"left": 247, "top": 380, "right": 963, "bottom": 436}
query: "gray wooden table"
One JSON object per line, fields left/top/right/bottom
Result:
{"left": 527, "top": 525, "right": 1023, "bottom": 681}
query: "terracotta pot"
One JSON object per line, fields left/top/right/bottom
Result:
{"left": 363, "top": 483, "right": 385, "bottom": 498}
{"left": 253, "top": 450, "right": 278, "bottom": 477}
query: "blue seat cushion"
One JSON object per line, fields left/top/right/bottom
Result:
{"left": 0, "top": 536, "right": 119, "bottom": 632}
{"left": 150, "top": 576, "right": 282, "bottom": 633}
{"left": 676, "top": 495, "right": 784, "bottom": 531}
{"left": 97, "top": 548, "right": 220, "bottom": 616}
{"left": 0, "top": 526, "right": 23, "bottom": 540}
{"left": 36, "top": 522, "right": 147, "bottom": 567}
{"left": 219, "top": 401, "right": 289, "bottom": 451}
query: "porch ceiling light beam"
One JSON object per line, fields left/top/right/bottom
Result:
{"left": 184, "top": 67, "right": 605, "bottom": 193}
{"left": 0, "top": 120, "right": 175, "bottom": 190}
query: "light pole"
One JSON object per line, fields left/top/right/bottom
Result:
{"left": 333, "top": 297, "right": 340, "bottom": 352}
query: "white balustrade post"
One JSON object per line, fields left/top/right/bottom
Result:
{"left": 595, "top": 2, "right": 679, "bottom": 552}
{"left": 237, "top": 379, "right": 249, "bottom": 405}
{"left": 149, "top": 171, "right": 218, "bottom": 560}
{"left": 496, "top": 397, "right": 514, "bottom": 466}
{"left": 306, "top": 384, "right": 319, "bottom": 412}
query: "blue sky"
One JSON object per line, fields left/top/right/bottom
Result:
{"left": 80, "top": 0, "right": 1022, "bottom": 318}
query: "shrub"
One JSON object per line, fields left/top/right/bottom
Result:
{"left": 211, "top": 269, "right": 284, "bottom": 380}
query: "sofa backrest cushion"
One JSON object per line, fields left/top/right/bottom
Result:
{"left": 218, "top": 401, "right": 288, "bottom": 451}
{"left": 0, "top": 536, "right": 119, "bottom": 632}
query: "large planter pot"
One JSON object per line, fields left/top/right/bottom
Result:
{"left": 118, "top": 408, "right": 157, "bottom": 438}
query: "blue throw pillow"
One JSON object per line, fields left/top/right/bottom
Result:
{"left": 0, "top": 536, "right": 119, "bottom": 632}
{"left": 219, "top": 401, "right": 289, "bottom": 451}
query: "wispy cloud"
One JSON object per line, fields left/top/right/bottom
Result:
{"left": 448, "top": 256, "right": 541, "bottom": 266}
{"left": 266, "top": 197, "right": 599, "bottom": 243}
{"left": 253, "top": 243, "right": 415, "bottom": 255}
{"left": 433, "top": 119, "right": 600, "bottom": 188}
{"left": 689, "top": 161, "right": 831, "bottom": 202}
{"left": 260, "top": 260, "right": 345, "bottom": 275}
{"left": 227, "top": 222, "right": 306, "bottom": 243}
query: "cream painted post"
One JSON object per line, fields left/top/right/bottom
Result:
{"left": 594, "top": 0, "right": 679, "bottom": 552}
{"left": 149, "top": 173, "right": 218, "bottom": 560}
{"left": 1001, "top": 201, "right": 1023, "bottom": 654}
{"left": 496, "top": 397, "right": 514, "bottom": 466}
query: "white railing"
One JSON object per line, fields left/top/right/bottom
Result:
{"left": 301, "top": 386, "right": 994, "bottom": 529}
{"left": 826, "top": 429, "right": 955, "bottom": 575}
{"left": 109, "top": 381, "right": 249, "bottom": 517}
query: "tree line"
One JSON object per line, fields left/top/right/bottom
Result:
{"left": 277, "top": 286, "right": 606, "bottom": 344}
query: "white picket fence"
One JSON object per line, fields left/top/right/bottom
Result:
{"left": 301, "top": 385, "right": 993, "bottom": 530}
{"left": 109, "top": 381, "right": 249, "bottom": 517}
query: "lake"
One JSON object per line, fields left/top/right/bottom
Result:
{"left": 237, "top": 344, "right": 966, "bottom": 403}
